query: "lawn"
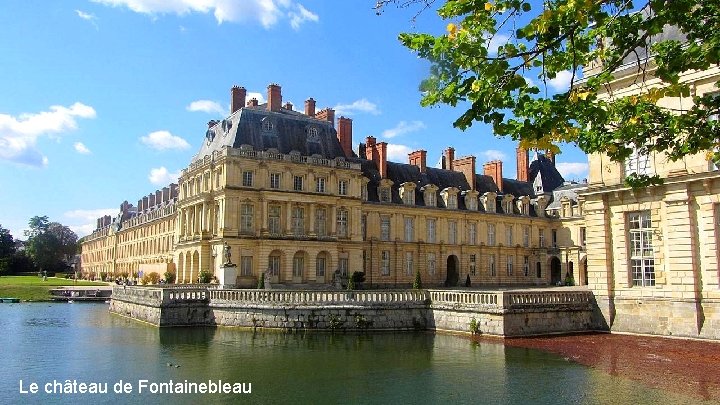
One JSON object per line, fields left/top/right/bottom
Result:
{"left": 0, "top": 276, "right": 108, "bottom": 301}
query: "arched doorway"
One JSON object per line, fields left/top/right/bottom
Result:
{"left": 292, "top": 251, "right": 306, "bottom": 284}
{"left": 445, "top": 255, "right": 459, "bottom": 287}
{"left": 550, "top": 257, "right": 562, "bottom": 286}
{"left": 268, "top": 250, "right": 282, "bottom": 284}
{"left": 316, "top": 251, "right": 330, "bottom": 283}
{"left": 177, "top": 252, "right": 184, "bottom": 283}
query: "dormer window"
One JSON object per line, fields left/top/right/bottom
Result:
{"left": 516, "top": 196, "right": 530, "bottom": 216}
{"left": 463, "top": 190, "right": 479, "bottom": 211}
{"left": 378, "top": 179, "right": 394, "bottom": 203}
{"left": 502, "top": 195, "right": 515, "bottom": 214}
{"left": 482, "top": 192, "right": 497, "bottom": 213}
{"left": 262, "top": 119, "right": 274, "bottom": 132}
{"left": 421, "top": 184, "right": 438, "bottom": 207}
{"left": 399, "top": 182, "right": 416, "bottom": 205}
{"left": 441, "top": 187, "right": 460, "bottom": 210}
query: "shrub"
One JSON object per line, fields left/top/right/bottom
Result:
{"left": 257, "top": 272, "right": 265, "bottom": 289}
{"left": 164, "top": 270, "right": 176, "bottom": 284}
{"left": 412, "top": 269, "right": 422, "bottom": 290}
{"left": 198, "top": 270, "right": 212, "bottom": 284}
{"left": 469, "top": 318, "right": 480, "bottom": 335}
{"left": 350, "top": 271, "right": 365, "bottom": 283}
{"left": 465, "top": 274, "right": 471, "bottom": 287}
{"left": 347, "top": 276, "right": 355, "bottom": 291}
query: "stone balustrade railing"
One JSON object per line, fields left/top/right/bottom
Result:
{"left": 112, "top": 286, "right": 163, "bottom": 306}
{"left": 502, "top": 291, "right": 593, "bottom": 309}
{"left": 162, "top": 288, "right": 209, "bottom": 304}
{"left": 428, "top": 290, "right": 500, "bottom": 306}
{"left": 210, "top": 289, "right": 428, "bottom": 306}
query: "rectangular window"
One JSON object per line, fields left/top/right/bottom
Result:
{"left": 339, "top": 257, "right": 348, "bottom": 277}
{"left": 448, "top": 221, "right": 457, "bottom": 245}
{"left": 523, "top": 256, "right": 529, "bottom": 277}
{"left": 427, "top": 253, "right": 436, "bottom": 275}
{"left": 404, "top": 217, "right": 415, "bottom": 242}
{"left": 268, "top": 255, "right": 280, "bottom": 276}
{"left": 338, "top": 180, "right": 348, "bottom": 196}
{"left": 242, "top": 171, "right": 253, "bottom": 187}
{"left": 580, "top": 227, "right": 587, "bottom": 247}
{"left": 315, "top": 208, "right": 327, "bottom": 237}
{"left": 241, "top": 256, "right": 253, "bottom": 276}
{"left": 292, "top": 207, "right": 305, "bottom": 236}
{"left": 293, "top": 176, "right": 304, "bottom": 191}
{"left": 487, "top": 224, "right": 496, "bottom": 246}
{"left": 381, "top": 216, "right": 391, "bottom": 241}
{"left": 506, "top": 225, "right": 513, "bottom": 246}
{"left": 625, "top": 146, "right": 650, "bottom": 176}
{"left": 470, "top": 254, "right": 477, "bottom": 276}
{"left": 293, "top": 256, "right": 304, "bottom": 277}
{"left": 468, "top": 223, "right": 477, "bottom": 245}
{"left": 270, "top": 173, "right": 281, "bottom": 189}
{"left": 447, "top": 195, "right": 458, "bottom": 209}
{"left": 337, "top": 209, "right": 348, "bottom": 238}
{"left": 316, "top": 257, "right": 326, "bottom": 277}
{"left": 316, "top": 177, "right": 326, "bottom": 193}
{"left": 523, "top": 226, "right": 530, "bottom": 247}
{"left": 489, "top": 254, "right": 496, "bottom": 277}
{"left": 629, "top": 211, "right": 655, "bottom": 287}
{"left": 240, "top": 204, "right": 254, "bottom": 234}
{"left": 507, "top": 255, "right": 514, "bottom": 276}
{"left": 427, "top": 219, "right": 436, "bottom": 243}
{"left": 539, "top": 228, "right": 546, "bottom": 248}
{"left": 268, "top": 205, "right": 281, "bottom": 235}
{"left": 405, "top": 252, "right": 414, "bottom": 276}
{"left": 551, "top": 229, "right": 558, "bottom": 247}
{"left": 361, "top": 214, "right": 367, "bottom": 241}
{"left": 380, "top": 187, "right": 391, "bottom": 202}
{"left": 425, "top": 192, "right": 436, "bottom": 207}
{"left": 402, "top": 189, "right": 414, "bottom": 205}
{"left": 381, "top": 251, "right": 390, "bottom": 276}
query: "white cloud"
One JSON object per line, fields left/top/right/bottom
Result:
{"left": 0, "top": 102, "right": 96, "bottom": 167}
{"left": 148, "top": 166, "right": 180, "bottom": 186}
{"left": 381, "top": 121, "right": 426, "bottom": 139}
{"left": 92, "top": 0, "right": 319, "bottom": 29}
{"left": 524, "top": 76, "right": 535, "bottom": 88}
{"left": 480, "top": 149, "right": 506, "bottom": 162}
{"left": 333, "top": 99, "right": 380, "bottom": 116}
{"left": 140, "top": 130, "right": 190, "bottom": 151}
{"left": 486, "top": 33, "right": 510, "bottom": 56}
{"left": 555, "top": 162, "right": 589, "bottom": 179}
{"left": 187, "top": 100, "right": 225, "bottom": 115}
{"left": 64, "top": 208, "right": 118, "bottom": 237}
{"left": 75, "top": 9, "right": 99, "bottom": 29}
{"left": 74, "top": 142, "right": 91, "bottom": 154}
{"left": 548, "top": 70, "right": 574, "bottom": 92}
{"left": 288, "top": 4, "right": 318, "bottom": 30}
{"left": 386, "top": 144, "right": 414, "bottom": 163}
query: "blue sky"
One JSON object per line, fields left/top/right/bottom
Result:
{"left": 0, "top": 0, "right": 589, "bottom": 239}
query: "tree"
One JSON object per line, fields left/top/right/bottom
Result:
{"left": 377, "top": 0, "right": 719, "bottom": 186}
{"left": 24, "top": 216, "right": 78, "bottom": 273}
{"left": 413, "top": 269, "right": 423, "bottom": 289}
{"left": 0, "top": 225, "right": 16, "bottom": 275}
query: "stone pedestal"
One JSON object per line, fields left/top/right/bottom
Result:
{"left": 217, "top": 265, "right": 238, "bottom": 289}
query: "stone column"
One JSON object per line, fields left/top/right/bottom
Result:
{"left": 330, "top": 205, "right": 337, "bottom": 236}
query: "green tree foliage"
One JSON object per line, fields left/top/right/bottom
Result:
{"left": 413, "top": 269, "right": 423, "bottom": 289}
{"left": 0, "top": 225, "right": 16, "bottom": 275}
{"left": 24, "top": 216, "right": 78, "bottom": 273}
{"left": 377, "top": 0, "right": 719, "bottom": 186}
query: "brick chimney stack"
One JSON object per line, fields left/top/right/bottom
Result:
{"left": 231, "top": 85, "right": 246, "bottom": 114}
{"left": 247, "top": 98, "right": 259, "bottom": 107}
{"left": 453, "top": 156, "right": 477, "bottom": 191}
{"left": 516, "top": 147, "right": 529, "bottom": 182}
{"left": 408, "top": 150, "right": 427, "bottom": 173}
{"left": 366, "top": 136, "right": 388, "bottom": 179}
{"left": 484, "top": 160, "right": 504, "bottom": 192}
{"left": 284, "top": 101, "right": 293, "bottom": 111}
{"left": 267, "top": 83, "right": 281, "bottom": 112}
{"left": 337, "top": 116, "right": 353, "bottom": 158}
{"left": 315, "top": 108, "right": 335, "bottom": 128}
{"left": 442, "top": 147, "right": 455, "bottom": 170}
{"left": 305, "top": 97, "right": 316, "bottom": 116}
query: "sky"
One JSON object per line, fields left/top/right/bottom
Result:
{"left": 0, "top": 0, "right": 589, "bottom": 240}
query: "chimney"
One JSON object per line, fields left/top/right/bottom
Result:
{"left": 170, "top": 183, "right": 179, "bottom": 199}
{"left": 148, "top": 193, "right": 156, "bottom": 208}
{"left": 453, "top": 156, "right": 476, "bottom": 190}
{"left": 358, "top": 142, "right": 367, "bottom": 159}
{"left": 484, "top": 160, "right": 504, "bottom": 192}
{"left": 365, "top": 136, "right": 388, "bottom": 178}
{"left": 267, "top": 83, "right": 281, "bottom": 112}
{"left": 155, "top": 190, "right": 162, "bottom": 206}
{"left": 137, "top": 199, "right": 143, "bottom": 213}
{"left": 408, "top": 150, "right": 427, "bottom": 173}
{"left": 516, "top": 147, "right": 529, "bottom": 182}
{"left": 284, "top": 101, "right": 293, "bottom": 111}
{"left": 142, "top": 196, "right": 149, "bottom": 212}
{"left": 316, "top": 108, "right": 335, "bottom": 128}
{"left": 442, "top": 147, "right": 455, "bottom": 170}
{"left": 96, "top": 218, "right": 102, "bottom": 229}
{"left": 337, "top": 116, "right": 353, "bottom": 158}
{"left": 305, "top": 97, "right": 316, "bottom": 116}
{"left": 247, "top": 98, "right": 259, "bottom": 107}
{"left": 546, "top": 149, "right": 556, "bottom": 165}
{"left": 162, "top": 187, "right": 170, "bottom": 203}
{"left": 231, "top": 85, "right": 246, "bottom": 114}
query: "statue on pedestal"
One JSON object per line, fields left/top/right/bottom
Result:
{"left": 223, "top": 242, "right": 236, "bottom": 267}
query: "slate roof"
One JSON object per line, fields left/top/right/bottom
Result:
{"left": 529, "top": 154, "right": 565, "bottom": 193}
{"left": 547, "top": 182, "right": 589, "bottom": 210}
{"left": 192, "top": 104, "right": 348, "bottom": 162}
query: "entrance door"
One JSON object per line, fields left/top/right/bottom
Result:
{"left": 293, "top": 254, "right": 305, "bottom": 284}
{"left": 550, "top": 257, "right": 562, "bottom": 285}
{"left": 445, "top": 255, "right": 459, "bottom": 287}
{"left": 268, "top": 254, "right": 280, "bottom": 284}
{"left": 315, "top": 256, "right": 326, "bottom": 283}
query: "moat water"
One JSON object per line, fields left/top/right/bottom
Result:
{"left": 0, "top": 303, "right": 709, "bottom": 404}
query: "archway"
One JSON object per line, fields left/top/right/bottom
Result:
{"left": 550, "top": 257, "right": 562, "bottom": 286}
{"left": 445, "top": 255, "right": 459, "bottom": 287}
{"left": 192, "top": 251, "right": 200, "bottom": 283}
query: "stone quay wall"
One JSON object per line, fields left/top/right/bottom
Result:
{"left": 110, "top": 286, "right": 601, "bottom": 336}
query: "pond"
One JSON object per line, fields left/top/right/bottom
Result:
{"left": 0, "top": 303, "right": 708, "bottom": 404}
